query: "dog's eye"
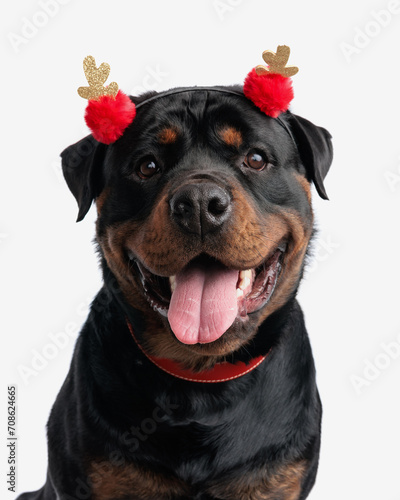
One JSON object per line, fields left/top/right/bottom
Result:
{"left": 243, "top": 150, "right": 267, "bottom": 171}
{"left": 138, "top": 160, "right": 160, "bottom": 179}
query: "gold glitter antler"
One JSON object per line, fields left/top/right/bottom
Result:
{"left": 255, "top": 45, "right": 299, "bottom": 77}
{"left": 77, "top": 56, "right": 119, "bottom": 100}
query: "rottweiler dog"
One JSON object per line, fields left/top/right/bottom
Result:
{"left": 18, "top": 85, "right": 332, "bottom": 500}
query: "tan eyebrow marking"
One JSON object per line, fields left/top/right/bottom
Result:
{"left": 219, "top": 126, "right": 243, "bottom": 148}
{"left": 158, "top": 127, "right": 179, "bottom": 145}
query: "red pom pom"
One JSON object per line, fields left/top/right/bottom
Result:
{"left": 243, "top": 68, "right": 294, "bottom": 118}
{"left": 84, "top": 90, "right": 136, "bottom": 144}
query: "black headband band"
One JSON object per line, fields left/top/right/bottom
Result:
{"left": 134, "top": 86, "right": 295, "bottom": 144}
{"left": 134, "top": 86, "right": 244, "bottom": 109}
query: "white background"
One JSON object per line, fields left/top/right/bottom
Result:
{"left": 2, "top": 0, "right": 400, "bottom": 498}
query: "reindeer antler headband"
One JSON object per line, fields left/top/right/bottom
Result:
{"left": 78, "top": 46, "right": 299, "bottom": 145}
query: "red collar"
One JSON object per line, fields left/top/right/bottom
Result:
{"left": 127, "top": 321, "right": 269, "bottom": 383}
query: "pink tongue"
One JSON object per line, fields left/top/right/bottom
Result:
{"left": 168, "top": 261, "right": 239, "bottom": 344}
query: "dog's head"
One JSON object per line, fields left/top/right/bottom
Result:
{"left": 62, "top": 87, "right": 332, "bottom": 366}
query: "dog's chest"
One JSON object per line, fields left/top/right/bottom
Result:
{"left": 87, "top": 458, "right": 307, "bottom": 500}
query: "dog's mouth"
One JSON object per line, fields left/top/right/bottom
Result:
{"left": 128, "top": 246, "right": 285, "bottom": 345}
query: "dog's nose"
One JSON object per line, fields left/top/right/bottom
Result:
{"left": 170, "top": 182, "right": 231, "bottom": 236}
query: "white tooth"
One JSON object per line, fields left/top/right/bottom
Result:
{"left": 169, "top": 276, "right": 176, "bottom": 293}
{"left": 241, "top": 277, "right": 251, "bottom": 290}
{"left": 240, "top": 269, "right": 252, "bottom": 280}
{"left": 238, "top": 270, "right": 252, "bottom": 291}
{"left": 236, "top": 288, "right": 244, "bottom": 298}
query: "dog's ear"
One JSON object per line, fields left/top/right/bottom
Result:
{"left": 287, "top": 114, "right": 333, "bottom": 200}
{"left": 61, "top": 135, "right": 107, "bottom": 221}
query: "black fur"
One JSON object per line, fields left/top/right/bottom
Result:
{"left": 18, "top": 87, "right": 332, "bottom": 500}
